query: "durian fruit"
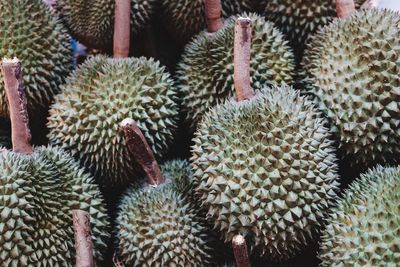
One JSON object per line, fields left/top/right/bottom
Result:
{"left": 56, "top": 0, "right": 156, "bottom": 50}
{"left": 47, "top": 55, "right": 179, "bottom": 186}
{"left": 176, "top": 13, "right": 295, "bottom": 129}
{"left": 0, "top": 0, "right": 73, "bottom": 118}
{"left": 301, "top": 8, "right": 400, "bottom": 170}
{"left": 0, "top": 58, "right": 110, "bottom": 266}
{"left": 160, "top": 0, "right": 254, "bottom": 43}
{"left": 260, "top": 0, "right": 364, "bottom": 61}
{"left": 319, "top": 166, "right": 400, "bottom": 266}
{"left": 191, "top": 85, "right": 339, "bottom": 261}
{"left": 116, "top": 120, "right": 213, "bottom": 266}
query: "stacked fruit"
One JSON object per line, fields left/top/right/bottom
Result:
{"left": 0, "top": 0, "right": 399, "bottom": 266}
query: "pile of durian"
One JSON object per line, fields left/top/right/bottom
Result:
{"left": 0, "top": 0, "right": 399, "bottom": 266}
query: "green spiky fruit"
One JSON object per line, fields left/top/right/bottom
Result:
{"left": 0, "top": 146, "right": 110, "bottom": 266}
{"left": 301, "top": 9, "right": 400, "bottom": 170}
{"left": 191, "top": 85, "right": 339, "bottom": 261}
{"left": 56, "top": 0, "right": 156, "bottom": 49}
{"left": 177, "top": 13, "right": 295, "bottom": 129}
{"left": 0, "top": 0, "right": 73, "bottom": 118}
{"left": 116, "top": 160, "right": 213, "bottom": 266}
{"left": 319, "top": 166, "right": 400, "bottom": 266}
{"left": 260, "top": 0, "right": 364, "bottom": 61}
{"left": 160, "top": 0, "right": 254, "bottom": 43}
{"left": 47, "top": 55, "right": 179, "bottom": 187}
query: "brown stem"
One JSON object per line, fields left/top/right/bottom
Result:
{"left": 113, "top": 0, "right": 131, "bottom": 58}
{"left": 73, "top": 210, "right": 93, "bottom": 267}
{"left": 205, "top": 0, "right": 223, "bottom": 33}
{"left": 234, "top": 17, "right": 254, "bottom": 102}
{"left": 336, "top": 0, "right": 356, "bottom": 18}
{"left": 120, "top": 118, "right": 164, "bottom": 186}
{"left": 232, "top": 235, "right": 251, "bottom": 267}
{"left": 1, "top": 58, "right": 32, "bottom": 154}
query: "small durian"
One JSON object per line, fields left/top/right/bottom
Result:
{"left": 319, "top": 166, "right": 400, "bottom": 266}
{"left": 116, "top": 119, "right": 213, "bottom": 266}
{"left": 56, "top": 0, "right": 157, "bottom": 50}
{"left": 0, "top": 58, "right": 110, "bottom": 266}
{"left": 301, "top": 7, "right": 400, "bottom": 170}
{"left": 191, "top": 20, "right": 339, "bottom": 261}
{"left": 0, "top": 0, "right": 73, "bottom": 118}
{"left": 176, "top": 12, "right": 295, "bottom": 129}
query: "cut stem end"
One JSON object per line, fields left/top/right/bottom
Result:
{"left": 232, "top": 235, "right": 251, "bottom": 267}
{"left": 336, "top": 0, "right": 356, "bottom": 18}
{"left": 113, "top": 0, "right": 131, "bottom": 58}
{"left": 205, "top": 0, "right": 223, "bottom": 33}
{"left": 73, "top": 210, "right": 93, "bottom": 267}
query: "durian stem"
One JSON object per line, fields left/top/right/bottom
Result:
{"left": 232, "top": 235, "right": 251, "bottom": 267}
{"left": 234, "top": 17, "right": 254, "bottom": 101}
{"left": 73, "top": 210, "right": 93, "bottom": 267}
{"left": 336, "top": 0, "right": 356, "bottom": 18}
{"left": 205, "top": 0, "right": 223, "bottom": 33}
{"left": 113, "top": 0, "right": 131, "bottom": 58}
{"left": 1, "top": 58, "right": 32, "bottom": 154}
{"left": 120, "top": 118, "right": 164, "bottom": 186}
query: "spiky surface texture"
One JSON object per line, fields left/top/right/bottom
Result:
{"left": 160, "top": 0, "right": 254, "bottom": 43}
{"left": 191, "top": 86, "right": 339, "bottom": 261}
{"left": 0, "top": 0, "right": 73, "bottom": 118}
{"left": 56, "top": 0, "right": 156, "bottom": 49}
{"left": 0, "top": 146, "right": 110, "bottom": 266}
{"left": 177, "top": 13, "right": 295, "bottom": 129}
{"left": 301, "top": 9, "right": 400, "bottom": 169}
{"left": 260, "top": 0, "right": 364, "bottom": 61}
{"left": 319, "top": 166, "right": 400, "bottom": 266}
{"left": 48, "top": 55, "right": 179, "bottom": 187}
{"left": 116, "top": 160, "right": 213, "bottom": 266}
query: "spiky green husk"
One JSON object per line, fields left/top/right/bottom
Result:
{"left": 0, "top": 0, "right": 73, "bottom": 118}
{"left": 260, "top": 0, "right": 364, "bottom": 61}
{"left": 301, "top": 9, "right": 400, "bottom": 169}
{"left": 177, "top": 13, "right": 295, "bottom": 129}
{"left": 47, "top": 55, "right": 179, "bottom": 187}
{"left": 319, "top": 166, "right": 400, "bottom": 266}
{"left": 191, "top": 85, "right": 339, "bottom": 261}
{"left": 160, "top": 0, "right": 254, "bottom": 43}
{"left": 56, "top": 0, "right": 156, "bottom": 49}
{"left": 116, "top": 160, "right": 213, "bottom": 266}
{"left": 0, "top": 146, "right": 110, "bottom": 266}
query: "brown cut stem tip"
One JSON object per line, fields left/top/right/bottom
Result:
{"left": 113, "top": 0, "right": 131, "bottom": 58}
{"left": 73, "top": 210, "right": 93, "bottom": 267}
{"left": 336, "top": 0, "right": 356, "bottom": 18}
{"left": 232, "top": 235, "right": 251, "bottom": 267}
{"left": 205, "top": 0, "right": 223, "bottom": 33}
{"left": 120, "top": 118, "right": 164, "bottom": 186}
{"left": 1, "top": 58, "right": 32, "bottom": 154}
{"left": 234, "top": 17, "right": 254, "bottom": 102}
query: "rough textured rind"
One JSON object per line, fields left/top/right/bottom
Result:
{"left": 177, "top": 13, "right": 295, "bottom": 129}
{"left": 160, "top": 0, "right": 254, "bottom": 43}
{"left": 0, "top": 0, "right": 73, "bottom": 118}
{"left": 47, "top": 55, "right": 179, "bottom": 187}
{"left": 319, "top": 166, "right": 400, "bottom": 266}
{"left": 116, "top": 160, "right": 213, "bottom": 266}
{"left": 260, "top": 0, "right": 364, "bottom": 61}
{"left": 56, "top": 0, "right": 156, "bottom": 49}
{"left": 0, "top": 146, "right": 110, "bottom": 266}
{"left": 301, "top": 9, "right": 400, "bottom": 170}
{"left": 191, "top": 85, "right": 339, "bottom": 261}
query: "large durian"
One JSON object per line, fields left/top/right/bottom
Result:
{"left": 260, "top": 0, "right": 364, "bottom": 61}
{"left": 160, "top": 0, "right": 254, "bottom": 43}
{"left": 319, "top": 166, "right": 400, "bottom": 266}
{"left": 47, "top": 55, "right": 179, "bottom": 186}
{"left": 0, "top": 146, "right": 110, "bottom": 265}
{"left": 191, "top": 85, "right": 339, "bottom": 261}
{"left": 56, "top": 0, "right": 156, "bottom": 50}
{"left": 0, "top": 0, "right": 73, "bottom": 118}
{"left": 301, "top": 8, "right": 400, "bottom": 170}
{"left": 116, "top": 160, "right": 213, "bottom": 266}
{"left": 176, "top": 13, "right": 295, "bottom": 129}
